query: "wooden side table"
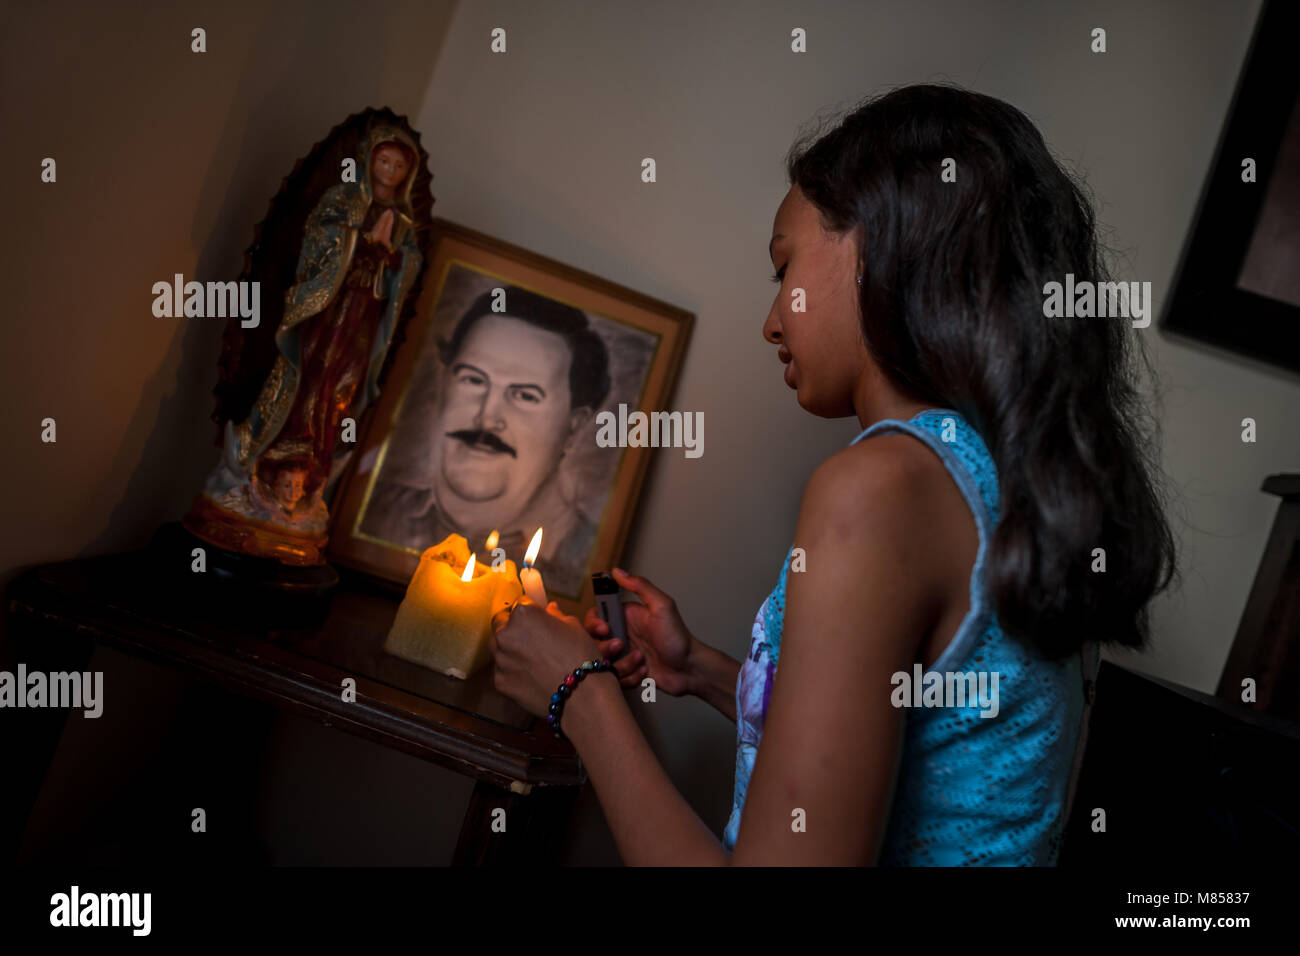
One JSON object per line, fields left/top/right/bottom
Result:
{"left": 1217, "top": 473, "right": 1300, "bottom": 721}
{"left": 2, "top": 541, "right": 586, "bottom": 866}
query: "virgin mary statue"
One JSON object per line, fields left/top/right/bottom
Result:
{"left": 184, "top": 123, "right": 424, "bottom": 566}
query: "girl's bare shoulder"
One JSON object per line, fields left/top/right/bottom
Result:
{"left": 810, "top": 431, "right": 952, "bottom": 515}
{"left": 802, "top": 431, "right": 972, "bottom": 601}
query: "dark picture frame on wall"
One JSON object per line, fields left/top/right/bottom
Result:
{"left": 1160, "top": 0, "right": 1300, "bottom": 375}
{"left": 327, "top": 218, "right": 693, "bottom": 613}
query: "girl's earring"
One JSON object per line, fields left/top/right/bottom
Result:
{"left": 856, "top": 275, "right": 863, "bottom": 285}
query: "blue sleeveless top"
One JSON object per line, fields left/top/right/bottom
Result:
{"left": 722, "top": 408, "right": 1097, "bottom": 865}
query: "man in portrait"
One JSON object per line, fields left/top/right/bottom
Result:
{"left": 359, "top": 285, "right": 611, "bottom": 597}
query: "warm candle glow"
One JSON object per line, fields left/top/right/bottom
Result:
{"left": 524, "top": 527, "right": 543, "bottom": 567}
{"left": 518, "top": 527, "right": 548, "bottom": 606}
{"left": 384, "top": 534, "right": 523, "bottom": 681}
{"left": 485, "top": 529, "right": 499, "bottom": 551}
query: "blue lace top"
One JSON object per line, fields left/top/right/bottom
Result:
{"left": 722, "top": 408, "right": 1098, "bottom": 865}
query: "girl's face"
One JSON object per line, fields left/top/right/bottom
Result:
{"left": 762, "top": 185, "right": 866, "bottom": 418}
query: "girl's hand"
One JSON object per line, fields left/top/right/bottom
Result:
{"left": 490, "top": 597, "right": 608, "bottom": 718}
{"left": 581, "top": 568, "right": 699, "bottom": 697}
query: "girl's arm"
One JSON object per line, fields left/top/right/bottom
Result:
{"left": 561, "top": 670, "right": 731, "bottom": 866}
{"left": 727, "top": 436, "right": 941, "bottom": 864}
{"left": 686, "top": 641, "right": 741, "bottom": 723}
{"left": 562, "top": 435, "right": 943, "bottom": 865}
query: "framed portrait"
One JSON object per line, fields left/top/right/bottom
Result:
{"left": 1161, "top": 0, "right": 1300, "bottom": 374}
{"left": 328, "top": 218, "right": 693, "bottom": 612}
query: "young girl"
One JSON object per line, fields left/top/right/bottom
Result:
{"left": 489, "top": 83, "right": 1177, "bottom": 865}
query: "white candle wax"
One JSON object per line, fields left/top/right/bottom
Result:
{"left": 520, "top": 564, "right": 548, "bottom": 607}
{"left": 519, "top": 527, "right": 548, "bottom": 607}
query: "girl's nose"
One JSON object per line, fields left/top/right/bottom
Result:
{"left": 763, "top": 313, "right": 782, "bottom": 345}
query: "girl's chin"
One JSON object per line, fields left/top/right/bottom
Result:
{"left": 785, "top": 362, "right": 837, "bottom": 417}
{"left": 791, "top": 384, "right": 840, "bottom": 419}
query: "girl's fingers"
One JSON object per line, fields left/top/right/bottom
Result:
{"left": 611, "top": 567, "right": 673, "bottom": 613}
{"left": 582, "top": 606, "right": 610, "bottom": 636}
{"left": 614, "top": 656, "right": 645, "bottom": 682}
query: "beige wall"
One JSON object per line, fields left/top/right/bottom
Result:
{"left": 6, "top": 0, "right": 1294, "bottom": 866}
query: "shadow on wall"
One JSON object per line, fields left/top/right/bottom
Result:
{"left": 8, "top": 1, "right": 458, "bottom": 865}
{"left": 80, "top": 1, "right": 454, "bottom": 564}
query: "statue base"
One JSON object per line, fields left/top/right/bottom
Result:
{"left": 153, "top": 521, "right": 339, "bottom": 599}
{"left": 182, "top": 495, "right": 329, "bottom": 566}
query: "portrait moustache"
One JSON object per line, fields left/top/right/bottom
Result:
{"left": 448, "top": 427, "right": 516, "bottom": 458}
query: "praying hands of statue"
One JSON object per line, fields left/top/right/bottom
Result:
{"left": 365, "top": 208, "right": 396, "bottom": 250}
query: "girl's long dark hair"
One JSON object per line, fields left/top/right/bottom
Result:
{"left": 787, "top": 83, "right": 1178, "bottom": 658}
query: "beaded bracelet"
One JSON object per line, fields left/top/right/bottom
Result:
{"left": 548, "top": 658, "right": 615, "bottom": 739}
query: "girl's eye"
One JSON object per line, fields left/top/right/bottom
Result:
{"left": 770, "top": 266, "right": 786, "bottom": 284}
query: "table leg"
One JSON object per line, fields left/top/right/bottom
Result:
{"left": 0, "top": 607, "right": 95, "bottom": 862}
{"left": 452, "top": 779, "right": 580, "bottom": 866}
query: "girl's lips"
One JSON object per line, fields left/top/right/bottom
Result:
{"left": 783, "top": 361, "right": 795, "bottom": 387}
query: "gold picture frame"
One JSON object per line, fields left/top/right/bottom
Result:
{"left": 328, "top": 218, "right": 693, "bottom": 615}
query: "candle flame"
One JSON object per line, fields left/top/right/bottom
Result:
{"left": 523, "top": 527, "right": 543, "bottom": 567}
{"left": 485, "top": 529, "right": 499, "bottom": 550}
{"left": 461, "top": 552, "right": 477, "bottom": 582}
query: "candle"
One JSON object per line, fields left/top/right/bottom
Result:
{"left": 519, "top": 526, "right": 548, "bottom": 607}
{"left": 384, "top": 533, "right": 523, "bottom": 680}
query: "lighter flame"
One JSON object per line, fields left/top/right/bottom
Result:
{"left": 523, "top": 527, "right": 543, "bottom": 567}
{"left": 461, "top": 552, "right": 477, "bottom": 582}
{"left": 485, "top": 529, "right": 499, "bottom": 550}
